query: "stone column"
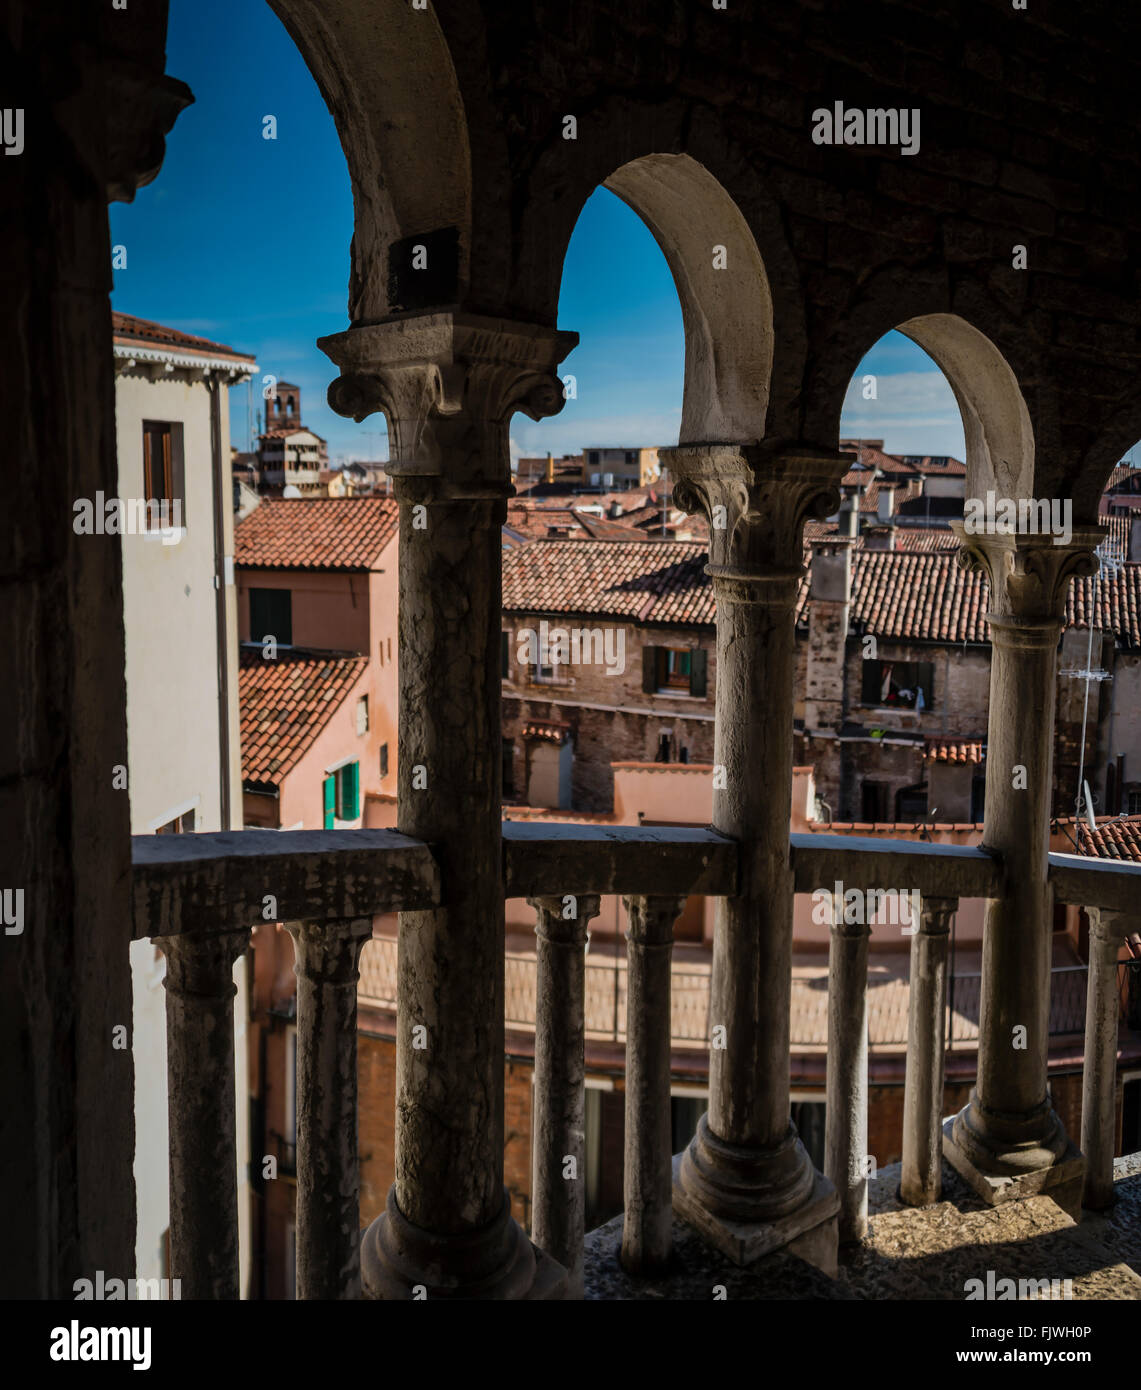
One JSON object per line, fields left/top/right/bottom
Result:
{"left": 667, "top": 444, "right": 845, "bottom": 1267}
{"left": 156, "top": 929, "right": 250, "bottom": 1300}
{"left": 528, "top": 893, "right": 600, "bottom": 1299}
{"left": 945, "top": 526, "right": 1102, "bottom": 1211}
{"left": 321, "top": 313, "right": 575, "bottom": 1299}
{"left": 621, "top": 894, "right": 686, "bottom": 1275}
{"left": 824, "top": 899, "right": 870, "bottom": 1244}
{"left": 901, "top": 897, "right": 955, "bottom": 1207}
{"left": 286, "top": 918, "right": 373, "bottom": 1299}
{"left": 1081, "top": 906, "right": 1127, "bottom": 1210}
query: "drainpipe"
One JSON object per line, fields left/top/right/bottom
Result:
{"left": 209, "top": 376, "right": 233, "bottom": 831}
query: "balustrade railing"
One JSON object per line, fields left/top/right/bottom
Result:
{"left": 131, "top": 824, "right": 1139, "bottom": 1297}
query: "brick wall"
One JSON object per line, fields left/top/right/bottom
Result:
{"left": 359, "top": 1031, "right": 536, "bottom": 1231}
{"left": 503, "top": 615, "right": 715, "bottom": 811}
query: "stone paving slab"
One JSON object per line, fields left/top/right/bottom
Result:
{"left": 583, "top": 1157, "right": 1141, "bottom": 1300}
{"left": 583, "top": 1211, "right": 855, "bottom": 1300}
{"left": 839, "top": 1160, "right": 1141, "bottom": 1301}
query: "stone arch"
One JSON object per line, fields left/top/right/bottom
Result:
{"left": 896, "top": 314, "right": 1035, "bottom": 505}
{"left": 821, "top": 295, "right": 1037, "bottom": 507}
{"left": 509, "top": 98, "right": 800, "bottom": 444}
{"left": 268, "top": 0, "right": 472, "bottom": 322}
{"left": 600, "top": 155, "right": 773, "bottom": 444}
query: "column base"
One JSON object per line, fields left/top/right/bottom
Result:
{"left": 942, "top": 1114, "right": 1085, "bottom": 1220}
{"left": 361, "top": 1185, "right": 567, "bottom": 1300}
{"left": 672, "top": 1152, "right": 839, "bottom": 1274}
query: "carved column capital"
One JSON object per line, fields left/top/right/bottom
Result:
{"left": 951, "top": 521, "right": 1105, "bottom": 631}
{"left": 663, "top": 443, "right": 847, "bottom": 589}
{"left": 319, "top": 312, "right": 577, "bottom": 493}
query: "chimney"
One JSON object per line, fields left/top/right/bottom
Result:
{"left": 837, "top": 495, "right": 858, "bottom": 539}
{"left": 877, "top": 484, "right": 894, "bottom": 522}
{"left": 546, "top": 452, "right": 554, "bottom": 485}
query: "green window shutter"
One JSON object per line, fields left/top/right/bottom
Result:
{"left": 501, "top": 630, "right": 510, "bottom": 679}
{"left": 343, "top": 761, "right": 360, "bottom": 821}
{"left": 689, "top": 647, "right": 708, "bottom": 698}
{"left": 642, "top": 645, "right": 659, "bottom": 694}
{"left": 323, "top": 775, "right": 335, "bottom": 829}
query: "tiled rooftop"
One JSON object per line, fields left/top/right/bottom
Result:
{"left": 239, "top": 648, "right": 367, "bottom": 787}
{"left": 234, "top": 496, "right": 398, "bottom": 570}
{"left": 1076, "top": 815, "right": 1141, "bottom": 863}
{"left": 111, "top": 311, "right": 256, "bottom": 364}
{"left": 923, "top": 738, "right": 986, "bottom": 765}
{"left": 504, "top": 537, "right": 1141, "bottom": 646}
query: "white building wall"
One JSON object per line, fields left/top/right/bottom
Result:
{"left": 116, "top": 366, "right": 251, "bottom": 1295}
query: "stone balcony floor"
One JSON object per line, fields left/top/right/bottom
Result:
{"left": 583, "top": 1153, "right": 1141, "bottom": 1300}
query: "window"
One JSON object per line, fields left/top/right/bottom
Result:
{"left": 643, "top": 645, "right": 708, "bottom": 697}
{"left": 861, "top": 783, "right": 890, "bottom": 822}
{"left": 356, "top": 695, "right": 369, "bottom": 736}
{"left": 249, "top": 588, "right": 292, "bottom": 647}
{"left": 860, "top": 658, "right": 934, "bottom": 710}
{"left": 625, "top": 450, "right": 636, "bottom": 465}
{"left": 155, "top": 809, "right": 195, "bottom": 834}
{"left": 323, "top": 762, "right": 360, "bottom": 826}
{"left": 1128, "top": 788, "right": 1141, "bottom": 816}
{"left": 379, "top": 743, "right": 389, "bottom": 779}
{"left": 142, "top": 420, "right": 185, "bottom": 528}
{"left": 588, "top": 450, "right": 600, "bottom": 466}
{"left": 896, "top": 783, "right": 929, "bottom": 819}
{"left": 656, "top": 732, "right": 672, "bottom": 763}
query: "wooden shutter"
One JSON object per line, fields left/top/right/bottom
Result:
{"left": 689, "top": 647, "right": 708, "bottom": 697}
{"left": 323, "top": 775, "right": 335, "bottom": 829}
{"left": 340, "top": 761, "right": 360, "bottom": 821}
{"left": 642, "top": 646, "right": 659, "bottom": 694}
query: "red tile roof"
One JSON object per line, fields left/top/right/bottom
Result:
{"left": 503, "top": 539, "right": 714, "bottom": 627}
{"left": 504, "top": 537, "right": 1141, "bottom": 647}
{"left": 235, "top": 497, "right": 398, "bottom": 570}
{"left": 239, "top": 649, "right": 367, "bottom": 787}
{"left": 112, "top": 311, "right": 256, "bottom": 364}
{"left": 1073, "top": 816, "right": 1141, "bottom": 863}
{"left": 923, "top": 738, "right": 986, "bottom": 765}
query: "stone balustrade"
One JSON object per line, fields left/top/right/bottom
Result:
{"left": 132, "top": 826, "right": 1139, "bottom": 1297}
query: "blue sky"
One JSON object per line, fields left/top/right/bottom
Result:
{"left": 111, "top": 0, "right": 968, "bottom": 465}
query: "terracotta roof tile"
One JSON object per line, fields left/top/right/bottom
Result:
{"left": 504, "top": 537, "right": 1141, "bottom": 648}
{"left": 235, "top": 496, "right": 398, "bottom": 570}
{"left": 503, "top": 539, "right": 714, "bottom": 627}
{"left": 1075, "top": 815, "right": 1141, "bottom": 863}
{"left": 111, "top": 311, "right": 256, "bottom": 364}
{"left": 239, "top": 649, "right": 367, "bottom": 787}
{"left": 923, "top": 738, "right": 986, "bottom": 765}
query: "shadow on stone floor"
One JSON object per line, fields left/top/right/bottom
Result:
{"left": 582, "top": 1155, "right": 1141, "bottom": 1301}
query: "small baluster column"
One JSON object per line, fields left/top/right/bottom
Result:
{"left": 528, "top": 894, "right": 600, "bottom": 1299}
{"left": 901, "top": 897, "right": 955, "bottom": 1207}
{"left": 286, "top": 917, "right": 373, "bottom": 1299}
{"left": 621, "top": 894, "right": 686, "bottom": 1274}
{"left": 1082, "top": 906, "right": 1128, "bottom": 1210}
{"left": 824, "top": 894, "right": 870, "bottom": 1244}
{"left": 156, "top": 928, "right": 250, "bottom": 1300}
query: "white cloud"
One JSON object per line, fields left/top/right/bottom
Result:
{"left": 840, "top": 370, "right": 965, "bottom": 458}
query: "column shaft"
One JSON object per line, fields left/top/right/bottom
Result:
{"left": 621, "top": 895, "right": 683, "bottom": 1274}
{"left": 157, "top": 929, "right": 248, "bottom": 1300}
{"left": 530, "top": 894, "right": 600, "bottom": 1298}
{"left": 287, "top": 918, "right": 373, "bottom": 1299}
{"left": 901, "top": 899, "right": 954, "bottom": 1207}
{"left": 824, "top": 909, "right": 870, "bottom": 1243}
{"left": 1082, "top": 909, "right": 1125, "bottom": 1210}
